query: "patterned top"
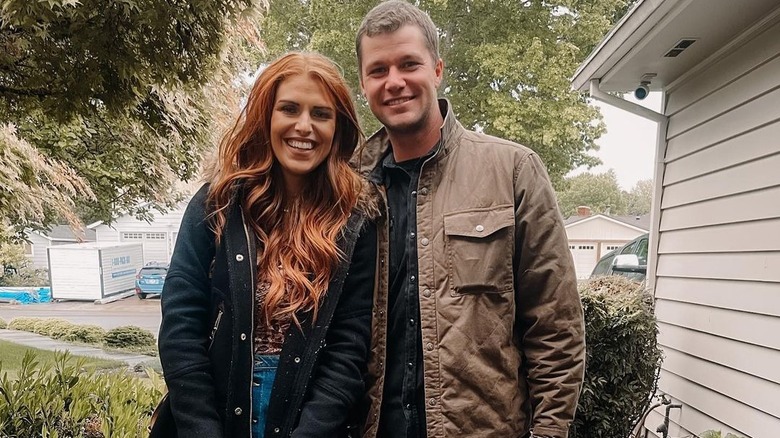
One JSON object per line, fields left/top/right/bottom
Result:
{"left": 253, "top": 280, "right": 292, "bottom": 355}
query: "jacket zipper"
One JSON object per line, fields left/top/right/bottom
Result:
{"left": 240, "top": 206, "right": 256, "bottom": 433}
{"left": 208, "top": 303, "right": 224, "bottom": 350}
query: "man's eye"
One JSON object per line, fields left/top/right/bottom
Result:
{"left": 403, "top": 62, "right": 420, "bottom": 69}
{"left": 369, "top": 67, "right": 387, "bottom": 76}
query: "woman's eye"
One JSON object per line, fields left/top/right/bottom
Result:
{"left": 280, "top": 105, "right": 297, "bottom": 114}
{"left": 313, "top": 109, "right": 333, "bottom": 119}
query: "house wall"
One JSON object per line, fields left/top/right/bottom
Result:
{"left": 645, "top": 15, "right": 780, "bottom": 438}
{"left": 27, "top": 233, "right": 50, "bottom": 269}
{"left": 92, "top": 203, "right": 188, "bottom": 264}
{"left": 25, "top": 234, "right": 76, "bottom": 269}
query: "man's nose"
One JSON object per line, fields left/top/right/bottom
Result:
{"left": 385, "top": 67, "right": 405, "bottom": 91}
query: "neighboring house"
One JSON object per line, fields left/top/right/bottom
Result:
{"left": 88, "top": 201, "right": 190, "bottom": 265}
{"left": 25, "top": 226, "right": 96, "bottom": 269}
{"left": 573, "top": 1, "right": 780, "bottom": 437}
{"left": 564, "top": 206, "right": 649, "bottom": 279}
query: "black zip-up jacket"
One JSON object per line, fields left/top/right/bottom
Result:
{"left": 158, "top": 184, "right": 376, "bottom": 437}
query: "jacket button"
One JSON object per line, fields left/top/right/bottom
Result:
{"left": 274, "top": 427, "right": 280, "bottom": 433}
{"left": 426, "top": 342, "right": 434, "bottom": 351}
{"left": 236, "top": 254, "right": 244, "bottom": 262}
{"left": 234, "top": 407, "right": 243, "bottom": 415}
{"left": 475, "top": 225, "right": 484, "bottom": 232}
{"left": 428, "top": 398, "right": 437, "bottom": 407}
{"left": 240, "top": 333, "right": 247, "bottom": 341}
{"left": 420, "top": 237, "right": 429, "bottom": 246}
{"left": 423, "top": 289, "right": 431, "bottom": 298}
{"left": 294, "top": 356, "right": 301, "bottom": 363}
{"left": 420, "top": 187, "right": 428, "bottom": 196}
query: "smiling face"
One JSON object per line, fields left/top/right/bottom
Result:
{"left": 359, "top": 24, "right": 443, "bottom": 138}
{"left": 270, "top": 73, "right": 336, "bottom": 195}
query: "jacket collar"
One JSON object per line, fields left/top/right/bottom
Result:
{"left": 353, "top": 98, "right": 463, "bottom": 184}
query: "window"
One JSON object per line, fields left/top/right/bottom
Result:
{"left": 122, "top": 232, "right": 144, "bottom": 240}
{"left": 569, "top": 245, "right": 576, "bottom": 250}
{"left": 145, "top": 232, "right": 166, "bottom": 240}
{"left": 606, "top": 245, "right": 620, "bottom": 251}
{"left": 23, "top": 242, "right": 33, "bottom": 257}
{"left": 578, "top": 245, "right": 594, "bottom": 250}
{"left": 635, "top": 238, "right": 649, "bottom": 265}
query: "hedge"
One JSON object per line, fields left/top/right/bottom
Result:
{"left": 572, "top": 276, "right": 664, "bottom": 438}
{"left": 0, "top": 351, "right": 164, "bottom": 438}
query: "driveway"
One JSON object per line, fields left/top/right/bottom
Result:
{"left": 0, "top": 295, "right": 162, "bottom": 336}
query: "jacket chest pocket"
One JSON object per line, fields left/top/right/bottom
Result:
{"left": 443, "top": 205, "right": 515, "bottom": 295}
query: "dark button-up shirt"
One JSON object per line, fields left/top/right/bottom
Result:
{"left": 377, "top": 145, "right": 437, "bottom": 438}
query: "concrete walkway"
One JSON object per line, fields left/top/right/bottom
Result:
{"left": 0, "top": 329, "right": 155, "bottom": 369}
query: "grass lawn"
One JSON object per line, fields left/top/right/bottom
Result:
{"left": 0, "top": 339, "right": 124, "bottom": 380}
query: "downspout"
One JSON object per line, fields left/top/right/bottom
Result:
{"left": 589, "top": 78, "right": 671, "bottom": 437}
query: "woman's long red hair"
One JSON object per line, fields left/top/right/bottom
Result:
{"left": 206, "top": 52, "right": 363, "bottom": 326}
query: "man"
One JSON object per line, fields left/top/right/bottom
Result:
{"left": 352, "top": 1, "right": 586, "bottom": 438}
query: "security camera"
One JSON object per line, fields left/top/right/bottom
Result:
{"left": 634, "top": 82, "right": 650, "bottom": 100}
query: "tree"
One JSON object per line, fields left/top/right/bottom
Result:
{"left": 624, "top": 178, "right": 653, "bottom": 215}
{"left": 257, "top": 0, "right": 635, "bottom": 186}
{"left": 1, "top": 0, "right": 261, "bottom": 237}
{"left": 557, "top": 170, "right": 626, "bottom": 217}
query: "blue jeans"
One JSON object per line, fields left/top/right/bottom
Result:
{"left": 251, "top": 354, "right": 279, "bottom": 438}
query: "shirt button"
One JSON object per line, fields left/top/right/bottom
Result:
{"left": 240, "top": 333, "right": 247, "bottom": 341}
{"left": 406, "top": 403, "right": 411, "bottom": 409}
{"left": 475, "top": 225, "right": 485, "bottom": 232}
{"left": 410, "top": 275, "right": 415, "bottom": 282}
{"left": 234, "top": 407, "right": 243, "bottom": 415}
{"left": 410, "top": 232, "right": 415, "bottom": 239}
{"left": 420, "top": 187, "right": 429, "bottom": 196}
{"left": 274, "top": 427, "right": 281, "bottom": 433}
{"left": 420, "top": 237, "right": 429, "bottom": 246}
{"left": 411, "top": 190, "right": 417, "bottom": 197}
{"left": 294, "top": 357, "right": 301, "bottom": 363}
{"left": 409, "top": 318, "right": 414, "bottom": 325}
{"left": 426, "top": 342, "right": 434, "bottom": 351}
{"left": 408, "top": 362, "right": 413, "bottom": 368}
{"left": 235, "top": 254, "right": 244, "bottom": 262}
{"left": 423, "top": 288, "right": 431, "bottom": 298}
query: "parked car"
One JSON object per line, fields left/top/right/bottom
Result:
{"left": 590, "top": 233, "right": 649, "bottom": 282}
{"left": 135, "top": 262, "right": 169, "bottom": 299}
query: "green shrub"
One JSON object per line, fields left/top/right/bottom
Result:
{"left": 7, "top": 317, "right": 43, "bottom": 332}
{"left": 0, "top": 350, "right": 165, "bottom": 437}
{"left": 0, "top": 318, "right": 6, "bottom": 329}
{"left": 33, "top": 318, "right": 75, "bottom": 338}
{"left": 63, "top": 324, "right": 107, "bottom": 344}
{"left": 572, "top": 276, "right": 664, "bottom": 438}
{"left": 701, "top": 431, "right": 747, "bottom": 438}
{"left": 104, "top": 326, "right": 155, "bottom": 349}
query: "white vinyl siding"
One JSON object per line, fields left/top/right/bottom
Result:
{"left": 92, "top": 201, "right": 189, "bottom": 263}
{"left": 646, "top": 15, "right": 780, "bottom": 438}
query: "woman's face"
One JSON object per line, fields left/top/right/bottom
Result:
{"left": 270, "top": 73, "right": 336, "bottom": 195}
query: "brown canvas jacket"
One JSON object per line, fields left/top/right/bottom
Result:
{"left": 353, "top": 100, "right": 586, "bottom": 438}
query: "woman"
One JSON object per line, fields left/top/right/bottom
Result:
{"left": 158, "top": 52, "right": 376, "bottom": 438}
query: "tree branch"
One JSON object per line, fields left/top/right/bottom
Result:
{"left": 0, "top": 84, "right": 59, "bottom": 97}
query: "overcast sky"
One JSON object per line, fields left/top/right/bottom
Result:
{"left": 568, "top": 92, "right": 664, "bottom": 191}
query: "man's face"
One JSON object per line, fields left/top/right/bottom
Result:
{"left": 359, "top": 25, "right": 443, "bottom": 136}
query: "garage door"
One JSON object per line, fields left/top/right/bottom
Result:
{"left": 569, "top": 243, "right": 598, "bottom": 279}
{"left": 121, "top": 232, "right": 169, "bottom": 264}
